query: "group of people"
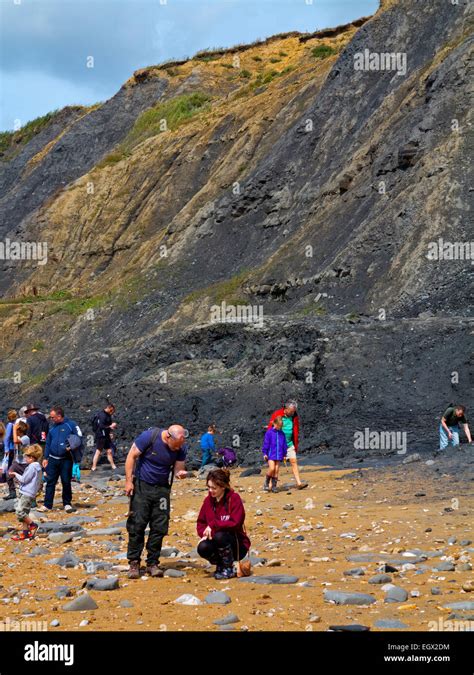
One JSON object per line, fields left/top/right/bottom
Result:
{"left": 0, "top": 402, "right": 119, "bottom": 540}
{"left": 0, "top": 399, "right": 470, "bottom": 580}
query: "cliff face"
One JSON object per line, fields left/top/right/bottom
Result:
{"left": 0, "top": 0, "right": 472, "bottom": 463}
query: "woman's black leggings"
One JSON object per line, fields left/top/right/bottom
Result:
{"left": 198, "top": 530, "right": 247, "bottom": 563}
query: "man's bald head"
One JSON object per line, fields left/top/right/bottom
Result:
{"left": 165, "top": 425, "right": 189, "bottom": 450}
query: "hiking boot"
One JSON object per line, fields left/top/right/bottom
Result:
{"left": 12, "top": 530, "right": 31, "bottom": 541}
{"left": 145, "top": 564, "right": 163, "bottom": 578}
{"left": 214, "top": 567, "right": 236, "bottom": 580}
{"left": 3, "top": 492, "right": 16, "bottom": 501}
{"left": 64, "top": 504, "right": 73, "bottom": 513}
{"left": 297, "top": 482, "right": 308, "bottom": 490}
{"left": 263, "top": 475, "right": 271, "bottom": 492}
{"left": 271, "top": 477, "right": 278, "bottom": 493}
{"left": 128, "top": 561, "right": 140, "bottom": 579}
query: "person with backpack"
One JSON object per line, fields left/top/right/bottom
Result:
{"left": 125, "top": 424, "right": 188, "bottom": 579}
{"left": 38, "top": 406, "right": 83, "bottom": 513}
{"left": 196, "top": 468, "right": 250, "bottom": 579}
{"left": 439, "top": 404, "right": 472, "bottom": 450}
{"left": 90, "top": 403, "right": 117, "bottom": 471}
{"left": 1, "top": 411, "right": 17, "bottom": 489}
{"left": 24, "top": 403, "right": 49, "bottom": 449}
{"left": 267, "top": 400, "right": 308, "bottom": 490}
{"left": 262, "top": 415, "right": 287, "bottom": 493}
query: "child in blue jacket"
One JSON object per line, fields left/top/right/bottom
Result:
{"left": 262, "top": 416, "right": 287, "bottom": 493}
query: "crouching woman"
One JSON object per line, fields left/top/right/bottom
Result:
{"left": 197, "top": 468, "right": 250, "bottom": 579}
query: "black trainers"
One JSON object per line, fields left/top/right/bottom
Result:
{"left": 3, "top": 492, "right": 16, "bottom": 501}
{"left": 214, "top": 567, "right": 236, "bottom": 580}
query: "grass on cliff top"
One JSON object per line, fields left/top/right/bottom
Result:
{"left": 0, "top": 103, "right": 103, "bottom": 160}
{"left": 98, "top": 92, "right": 211, "bottom": 167}
{"left": 0, "top": 110, "right": 61, "bottom": 158}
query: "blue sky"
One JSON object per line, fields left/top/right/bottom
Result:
{"left": 0, "top": 0, "right": 378, "bottom": 132}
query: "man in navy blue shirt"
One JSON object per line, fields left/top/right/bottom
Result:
{"left": 125, "top": 424, "right": 188, "bottom": 579}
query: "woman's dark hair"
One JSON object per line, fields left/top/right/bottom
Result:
{"left": 206, "top": 468, "right": 231, "bottom": 489}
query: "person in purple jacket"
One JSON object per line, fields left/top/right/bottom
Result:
{"left": 262, "top": 416, "right": 287, "bottom": 493}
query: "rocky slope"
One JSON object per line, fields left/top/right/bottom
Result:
{"left": 0, "top": 0, "right": 472, "bottom": 464}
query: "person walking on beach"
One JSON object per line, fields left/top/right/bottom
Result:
{"left": 262, "top": 415, "right": 287, "bottom": 493}
{"left": 91, "top": 403, "right": 118, "bottom": 471}
{"left": 268, "top": 400, "right": 308, "bottom": 489}
{"left": 8, "top": 444, "right": 43, "bottom": 541}
{"left": 125, "top": 424, "right": 188, "bottom": 579}
{"left": 197, "top": 468, "right": 250, "bottom": 579}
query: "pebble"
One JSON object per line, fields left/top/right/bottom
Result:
{"left": 62, "top": 593, "right": 98, "bottom": 612}
{"left": 164, "top": 569, "right": 186, "bottom": 578}
{"left": 83, "top": 528, "right": 123, "bottom": 537}
{"left": 309, "top": 615, "right": 321, "bottom": 623}
{"left": 324, "top": 590, "right": 376, "bottom": 606}
{"left": 462, "top": 581, "right": 473, "bottom": 592}
{"left": 56, "top": 551, "right": 80, "bottom": 568}
{"left": 329, "top": 625, "right": 370, "bottom": 632}
{"left": 384, "top": 586, "right": 409, "bottom": 603}
{"left": 374, "top": 619, "right": 408, "bottom": 629}
{"left": 120, "top": 600, "right": 134, "bottom": 608}
{"left": 443, "top": 601, "right": 474, "bottom": 611}
{"left": 368, "top": 574, "right": 392, "bottom": 584}
{"left": 283, "top": 505, "right": 294, "bottom": 511}
{"left": 50, "top": 619, "right": 60, "bottom": 627}
{"left": 48, "top": 532, "right": 76, "bottom": 544}
{"left": 431, "top": 587, "right": 442, "bottom": 595}
{"left": 433, "top": 562, "right": 455, "bottom": 572}
{"left": 213, "top": 613, "right": 240, "bottom": 625}
{"left": 28, "top": 547, "right": 50, "bottom": 557}
{"left": 266, "top": 560, "right": 281, "bottom": 567}
{"left": 56, "top": 586, "right": 73, "bottom": 599}
{"left": 402, "top": 453, "right": 421, "bottom": 464}
{"left": 343, "top": 568, "right": 365, "bottom": 577}
{"left": 79, "top": 620, "right": 89, "bottom": 627}
{"left": 174, "top": 594, "right": 203, "bottom": 606}
{"left": 86, "top": 577, "right": 119, "bottom": 591}
{"left": 205, "top": 592, "right": 231, "bottom": 605}
{"left": 238, "top": 575, "right": 299, "bottom": 585}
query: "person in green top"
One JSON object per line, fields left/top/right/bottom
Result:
{"left": 439, "top": 404, "right": 472, "bottom": 450}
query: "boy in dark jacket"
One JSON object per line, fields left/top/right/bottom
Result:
{"left": 262, "top": 416, "right": 287, "bottom": 493}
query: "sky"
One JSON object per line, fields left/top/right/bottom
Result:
{"left": 0, "top": 0, "right": 379, "bottom": 132}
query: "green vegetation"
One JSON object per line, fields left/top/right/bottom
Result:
{"left": 183, "top": 269, "right": 250, "bottom": 306}
{"left": 32, "top": 340, "right": 45, "bottom": 351}
{"left": 240, "top": 69, "right": 252, "bottom": 79}
{"left": 252, "top": 56, "right": 263, "bottom": 62}
{"left": 278, "top": 51, "right": 288, "bottom": 57}
{"left": 98, "top": 92, "right": 212, "bottom": 165}
{"left": 311, "top": 44, "right": 338, "bottom": 59}
{"left": 270, "top": 58, "right": 281, "bottom": 63}
{"left": 221, "top": 63, "right": 235, "bottom": 69}
{"left": 0, "top": 109, "right": 60, "bottom": 158}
